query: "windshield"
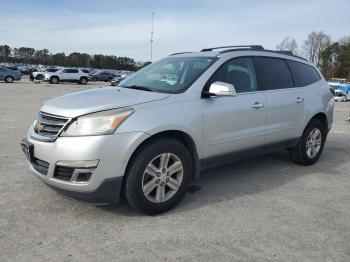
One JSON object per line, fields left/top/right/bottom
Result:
{"left": 118, "top": 57, "right": 217, "bottom": 93}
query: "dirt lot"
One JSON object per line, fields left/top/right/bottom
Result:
{"left": 1, "top": 77, "right": 349, "bottom": 261}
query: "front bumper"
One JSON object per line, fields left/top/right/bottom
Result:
{"left": 23, "top": 126, "right": 149, "bottom": 204}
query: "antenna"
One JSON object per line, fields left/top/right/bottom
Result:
{"left": 150, "top": 12, "right": 154, "bottom": 61}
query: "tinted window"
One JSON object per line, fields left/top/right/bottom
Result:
{"left": 255, "top": 57, "right": 294, "bottom": 90}
{"left": 65, "top": 69, "right": 78, "bottom": 73}
{"left": 287, "top": 60, "right": 321, "bottom": 87}
{"left": 209, "top": 57, "right": 257, "bottom": 93}
{"left": 47, "top": 68, "right": 58, "bottom": 72}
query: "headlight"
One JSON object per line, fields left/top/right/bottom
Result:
{"left": 61, "top": 108, "right": 134, "bottom": 137}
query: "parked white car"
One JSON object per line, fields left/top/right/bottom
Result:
{"left": 31, "top": 68, "right": 59, "bottom": 81}
{"left": 44, "top": 68, "right": 89, "bottom": 84}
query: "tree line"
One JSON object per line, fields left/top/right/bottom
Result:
{"left": 276, "top": 32, "right": 350, "bottom": 80}
{"left": 0, "top": 45, "right": 150, "bottom": 71}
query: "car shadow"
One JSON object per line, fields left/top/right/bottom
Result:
{"left": 98, "top": 143, "right": 347, "bottom": 217}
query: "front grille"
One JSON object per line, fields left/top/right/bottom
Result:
{"left": 32, "top": 158, "right": 49, "bottom": 175}
{"left": 35, "top": 112, "right": 70, "bottom": 139}
{"left": 54, "top": 166, "right": 74, "bottom": 181}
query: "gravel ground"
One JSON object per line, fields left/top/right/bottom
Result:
{"left": 1, "top": 77, "right": 349, "bottom": 262}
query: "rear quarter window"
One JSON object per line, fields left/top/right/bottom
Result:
{"left": 254, "top": 57, "right": 294, "bottom": 90}
{"left": 287, "top": 60, "right": 321, "bottom": 87}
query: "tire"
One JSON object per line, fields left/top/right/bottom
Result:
{"left": 289, "top": 119, "right": 327, "bottom": 165}
{"left": 5, "top": 76, "right": 14, "bottom": 83}
{"left": 36, "top": 74, "right": 43, "bottom": 80}
{"left": 124, "top": 139, "right": 192, "bottom": 215}
{"left": 79, "top": 77, "right": 88, "bottom": 85}
{"left": 50, "top": 76, "right": 59, "bottom": 84}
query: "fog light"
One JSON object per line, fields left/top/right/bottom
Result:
{"left": 76, "top": 172, "right": 92, "bottom": 182}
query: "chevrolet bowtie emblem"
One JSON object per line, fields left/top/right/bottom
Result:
{"left": 35, "top": 122, "right": 45, "bottom": 132}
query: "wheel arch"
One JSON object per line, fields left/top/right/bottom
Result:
{"left": 125, "top": 130, "right": 201, "bottom": 181}
{"left": 50, "top": 75, "right": 59, "bottom": 81}
{"left": 309, "top": 112, "right": 328, "bottom": 131}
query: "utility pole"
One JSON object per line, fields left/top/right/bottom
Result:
{"left": 150, "top": 12, "right": 154, "bottom": 62}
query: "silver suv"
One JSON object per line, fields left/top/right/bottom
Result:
{"left": 21, "top": 45, "right": 334, "bottom": 214}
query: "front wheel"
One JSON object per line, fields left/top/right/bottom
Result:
{"left": 79, "top": 77, "right": 88, "bottom": 85}
{"left": 50, "top": 76, "right": 59, "bottom": 84}
{"left": 289, "top": 119, "right": 327, "bottom": 165}
{"left": 124, "top": 139, "right": 192, "bottom": 215}
{"left": 35, "top": 74, "right": 43, "bottom": 80}
{"left": 5, "top": 76, "right": 14, "bottom": 83}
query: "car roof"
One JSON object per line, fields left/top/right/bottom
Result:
{"left": 169, "top": 45, "right": 309, "bottom": 64}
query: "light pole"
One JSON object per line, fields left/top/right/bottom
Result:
{"left": 150, "top": 12, "right": 154, "bottom": 62}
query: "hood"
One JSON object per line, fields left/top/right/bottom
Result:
{"left": 40, "top": 86, "right": 170, "bottom": 117}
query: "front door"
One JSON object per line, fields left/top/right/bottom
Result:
{"left": 202, "top": 57, "right": 267, "bottom": 158}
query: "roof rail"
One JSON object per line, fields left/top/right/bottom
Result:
{"left": 201, "top": 45, "right": 264, "bottom": 52}
{"left": 169, "top": 52, "right": 193, "bottom": 56}
{"left": 275, "top": 50, "right": 294, "bottom": 56}
{"left": 218, "top": 48, "right": 308, "bottom": 61}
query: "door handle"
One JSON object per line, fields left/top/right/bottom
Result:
{"left": 296, "top": 97, "right": 304, "bottom": 103}
{"left": 252, "top": 102, "right": 264, "bottom": 109}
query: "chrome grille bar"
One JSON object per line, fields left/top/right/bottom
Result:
{"left": 34, "top": 112, "right": 70, "bottom": 140}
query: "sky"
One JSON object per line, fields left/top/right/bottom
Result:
{"left": 0, "top": 0, "right": 349, "bottom": 61}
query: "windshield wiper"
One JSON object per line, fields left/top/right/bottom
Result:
{"left": 121, "top": 85, "right": 154, "bottom": 92}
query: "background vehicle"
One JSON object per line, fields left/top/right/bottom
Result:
{"left": 5, "top": 66, "right": 19, "bottom": 71}
{"left": 90, "top": 71, "right": 115, "bottom": 82}
{"left": 0, "top": 67, "right": 21, "bottom": 83}
{"left": 328, "top": 78, "right": 347, "bottom": 92}
{"left": 111, "top": 74, "right": 127, "bottom": 86}
{"left": 31, "top": 68, "right": 59, "bottom": 81}
{"left": 22, "top": 45, "right": 334, "bottom": 214}
{"left": 44, "top": 68, "right": 89, "bottom": 84}
{"left": 334, "top": 85, "right": 350, "bottom": 101}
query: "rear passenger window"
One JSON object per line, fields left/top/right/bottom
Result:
{"left": 287, "top": 60, "right": 321, "bottom": 87}
{"left": 209, "top": 57, "right": 257, "bottom": 93}
{"left": 255, "top": 57, "right": 294, "bottom": 90}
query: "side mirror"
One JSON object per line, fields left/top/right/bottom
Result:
{"left": 206, "top": 81, "right": 237, "bottom": 97}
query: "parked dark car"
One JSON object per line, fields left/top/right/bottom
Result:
{"left": 90, "top": 71, "right": 115, "bottom": 82}
{"left": 0, "top": 67, "right": 22, "bottom": 83}
{"left": 110, "top": 74, "right": 130, "bottom": 86}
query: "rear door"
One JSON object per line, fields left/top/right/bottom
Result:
{"left": 202, "top": 57, "right": 267, "bottom": 158}
{"left": 254, "top": 57, "right": 304, "bottom": 145}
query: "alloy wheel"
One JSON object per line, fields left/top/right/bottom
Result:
{"left": 306, "top": 128, "right": 322, "bottom": 158}
{"left": 142, "top": 153, "right": 184, "bottom": 203}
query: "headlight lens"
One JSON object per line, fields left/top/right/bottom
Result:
{"left": 61, "top": 108, "right": 134, "bottom": 136}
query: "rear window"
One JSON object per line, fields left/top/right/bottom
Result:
{"left": 287, "top": 60, "right": 321, "bottom": 87}
{"left": 255, "top": 57, "right": 294, "bottom": 90}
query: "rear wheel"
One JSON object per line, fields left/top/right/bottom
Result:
{"left": 124, "top": 139, "right": 192, "bottom": 215}
{"left": 5, "top": 76, "right": 14, "bottom": 83}
{"left": 50, "top": 76, "right": 59, "bottom": 84}
{"left": 289, "top": 119, "right": 327, "bottom": 165}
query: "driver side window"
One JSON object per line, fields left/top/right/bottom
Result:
{"left": 210, "top": 57, "right": 257, "bottom": 93}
